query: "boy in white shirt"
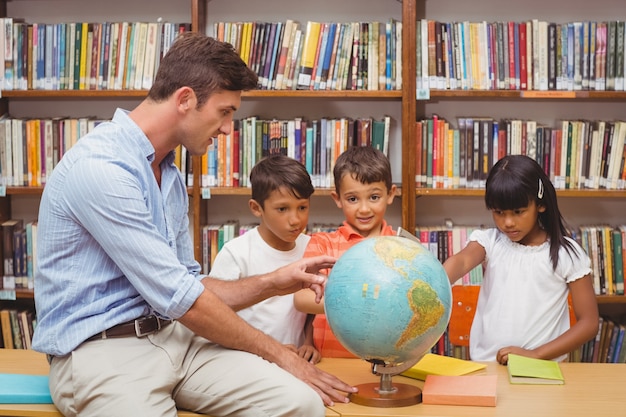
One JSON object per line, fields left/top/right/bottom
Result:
{"left": 209, "top": 154, "right": 320, "bottom": 363}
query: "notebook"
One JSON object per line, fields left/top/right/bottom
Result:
{"left": 507, "top": 354, "right": 564, "bottom": 385}
{"left": 422, "top": 374, "right": 498, "bottom": 407}
{"left": 0, "top": 373, "right": 53, "bottom": 403}
{"left": 401, "top": 353, "right": 487, "bottom": 381}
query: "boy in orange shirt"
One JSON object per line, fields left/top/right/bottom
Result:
{"left": 294, "top": 146, "right": 397, "bottom": 357}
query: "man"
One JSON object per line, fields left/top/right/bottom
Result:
{"left": 33, "top": 32, "right": 355, "bottom": 417}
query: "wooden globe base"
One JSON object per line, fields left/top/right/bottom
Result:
{"left": 348, "top": 382, "right": 422, "bottom": 408}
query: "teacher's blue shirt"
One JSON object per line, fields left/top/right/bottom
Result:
{"left": 32, "top": 109, "right": 204, "bottom": 356}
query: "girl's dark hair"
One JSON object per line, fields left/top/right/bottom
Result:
{"left": 148, "top": 32, "right": 258, "bottom": 107}
{"left": 250, "top": 155, "right": 314, "bottom": 208}
{"left": 485, "top": 154, "right": 575, "bottom": 270}
{"left": 333, "top": 146, "right": 392, "bottom": 193}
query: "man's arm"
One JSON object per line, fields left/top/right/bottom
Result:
{"left": 202, "top": 255, "right": 334, "bottom": 310}
{"left": 179, "top": 255, "right": 357, "bottom": 406}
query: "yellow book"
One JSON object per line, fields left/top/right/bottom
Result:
{"left": 296, "top": 21, "right": 321, "bottom": 89}
{"left": 401, "top": 353, "right": 487, "bottom": 381}
{"left": 79, "top": 22, "right": 89, "bottom": 90}
{"left": 240, "top": 21, "right": 251, "bottom": 65}
{"left": 603, "top": 226, "right": 614, "bottom": 295}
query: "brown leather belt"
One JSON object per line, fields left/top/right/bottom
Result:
{"left": 86, "top": 315, "right": 172, "bottom": 342}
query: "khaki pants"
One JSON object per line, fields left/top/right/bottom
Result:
{"left": 49, "top": 321, "right": 324, "bottom": 417}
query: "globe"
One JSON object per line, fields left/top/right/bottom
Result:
{"left": 324, "top": 235, "right": 452, "bottom": 406}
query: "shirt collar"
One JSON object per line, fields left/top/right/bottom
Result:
{"left": 338, "top": 220, "right": 393, "bottom": 241}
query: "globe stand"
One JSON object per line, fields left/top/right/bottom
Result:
{"left": 348, "top": 359, "right": 422, "bottom": 408}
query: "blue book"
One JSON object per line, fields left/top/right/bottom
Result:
{"left": 0, "top": 374, "right": 53, "bottom": 404}
{"left": 319, "top": 23, "right": 337, "bottom": 89}
{"left": 294, "top": 118, "right": 302, "bottom": 163}
{"left": 265, "top": 22, "right": 283, "bottom": 89}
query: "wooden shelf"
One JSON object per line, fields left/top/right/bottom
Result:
{"left": 242, "top": 90, "right": 402, "bottom": 99}
{"left": 415, "top": 188, "right": 626, "bottom": 198}
{"left": 597, "top": 295, "right": 626, "bottom": 305}
{"left": 3, "top": 186, "right": 194, "bottom": 196}
{"left": 196, "top": 187, "right": 402, "bottom": 197}
{"left": 1, "top": 90, "right": 148, "bottom": 99}
{"left": 427, "top": 89, "right": 626, "bottom": 100}
{"left": 0, "top": 89, "right": 402, "bottom": 100}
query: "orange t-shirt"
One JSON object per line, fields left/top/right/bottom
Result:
{"left": 304, "top": 221, "right": 395, "bottom": 358}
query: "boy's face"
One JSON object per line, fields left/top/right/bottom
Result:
{"left": 331, "top": 174, "right": 396, "bottom": 238}
{"left": 249, "top": 186, "right": 310, "bottom": 251}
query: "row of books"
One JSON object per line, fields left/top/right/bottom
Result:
{"left": 415, "top": 116, "right": 626, "bottom": 190}
{"left": 0, "top": 116, "right": 103, "bottom": 187}
{"left": 573, "top": 316, "right": 626, "bottom": 363}
{"left": 0, "top": 308, "right": 35, "bottom": 349}
{"left": 0, "top": 219, "right": 37, "bottom": 291}
{"left": 415, "top": 226, "right": 484, "bottom": 286}
{"left": 213, "top": 19, "right": 402, "bottom": 91}
{"left": 200, "top": 222, "right": 256, "bottom": 275}
{"left": 204, "top": 116, "right": 391, "bottom": 189}
{"left": 0, "top": 116, "right": 193, "bottom": 188}
{"left": 578, "top": 225, "right": 626, "bottom": 297}
{"left": 417, "top": 19, "right": 626, "bottom": 91}
{"left": 0, "top": 18, "right": 190, "bottom": 91}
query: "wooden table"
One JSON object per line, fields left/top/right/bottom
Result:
{"left": 0, "top": 349, "right": 340, "bottom": 417}
{"left": 317, "top": 357, "right": 626, "bottom": 417}
{"left": 3, "top": 350, "right": 625, "bottom": 417}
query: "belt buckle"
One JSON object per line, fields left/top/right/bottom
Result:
{"left": 134, "top": 315, "right": 160, "bottom": 337}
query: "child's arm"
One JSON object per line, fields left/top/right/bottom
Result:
{"left": 495, "top": 274, "right": 599, "bottom": 364}
{"left": 294, "top": 288, "right": 325, "bottom": 314}
{"left": 442, "top": 241, "right": 486, "bottom": 284}
{"left": 295, "top": 233, "right": 333, "bottom": 313}
{"left": 297, "top": 313, "right": 321, "bottom": 363}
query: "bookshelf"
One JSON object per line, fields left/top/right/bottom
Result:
{"left": 0, "top": 0, "right": 195, "bottom": 341}
{"left": 194, "top": 0, "right": 409, "bottom": 260}
{"left": 412, "top": 0, "right": 626, "bottom": 325}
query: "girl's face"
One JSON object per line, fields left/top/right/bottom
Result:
{"left": 490, "top": 200, "right": 547, "bottom": 246}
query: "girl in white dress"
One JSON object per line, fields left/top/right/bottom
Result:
{"left": 444, "top": 155, "right": 599, "bottom": 364}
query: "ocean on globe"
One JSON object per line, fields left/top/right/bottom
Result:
{"left": 324, "top": 236, "right": 452, "bottom": 365}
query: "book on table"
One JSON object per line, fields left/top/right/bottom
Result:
{"left": 401, "top": 353, "right": 487, "bottom": 381}
{"left": 0, "top": 373, "right": 53, "bottom": 403}
{"left": 507, "top": 353, "right": 564, "bottom": 385}
{"left": 422, "top": 374, "right": 497, "bottom": 407}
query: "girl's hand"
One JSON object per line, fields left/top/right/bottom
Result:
{"left": 496, "top": 346, "right": 538, "bottom": 365}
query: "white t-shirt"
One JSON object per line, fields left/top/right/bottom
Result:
{"left": 468, "top": 228, "right": 592, "bottom": 362}
{"left": 208, "top": 227, "right": 311, "bottom": 347}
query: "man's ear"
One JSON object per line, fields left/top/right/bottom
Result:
{"left": 175, "top": 86, "right": 197, "bottom": 112}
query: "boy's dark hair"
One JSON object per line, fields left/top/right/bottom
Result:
{"left": 148, "top": 32, "right": 258, "bottom": 107}
{"left": 333, "top": 146, "right": 392, "bottom": 193}
{"left": 250, "top": 155, "right": 314, "bottom": 208}
{"left": 485, "top": 154, "right": 575, "bottom": 270}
